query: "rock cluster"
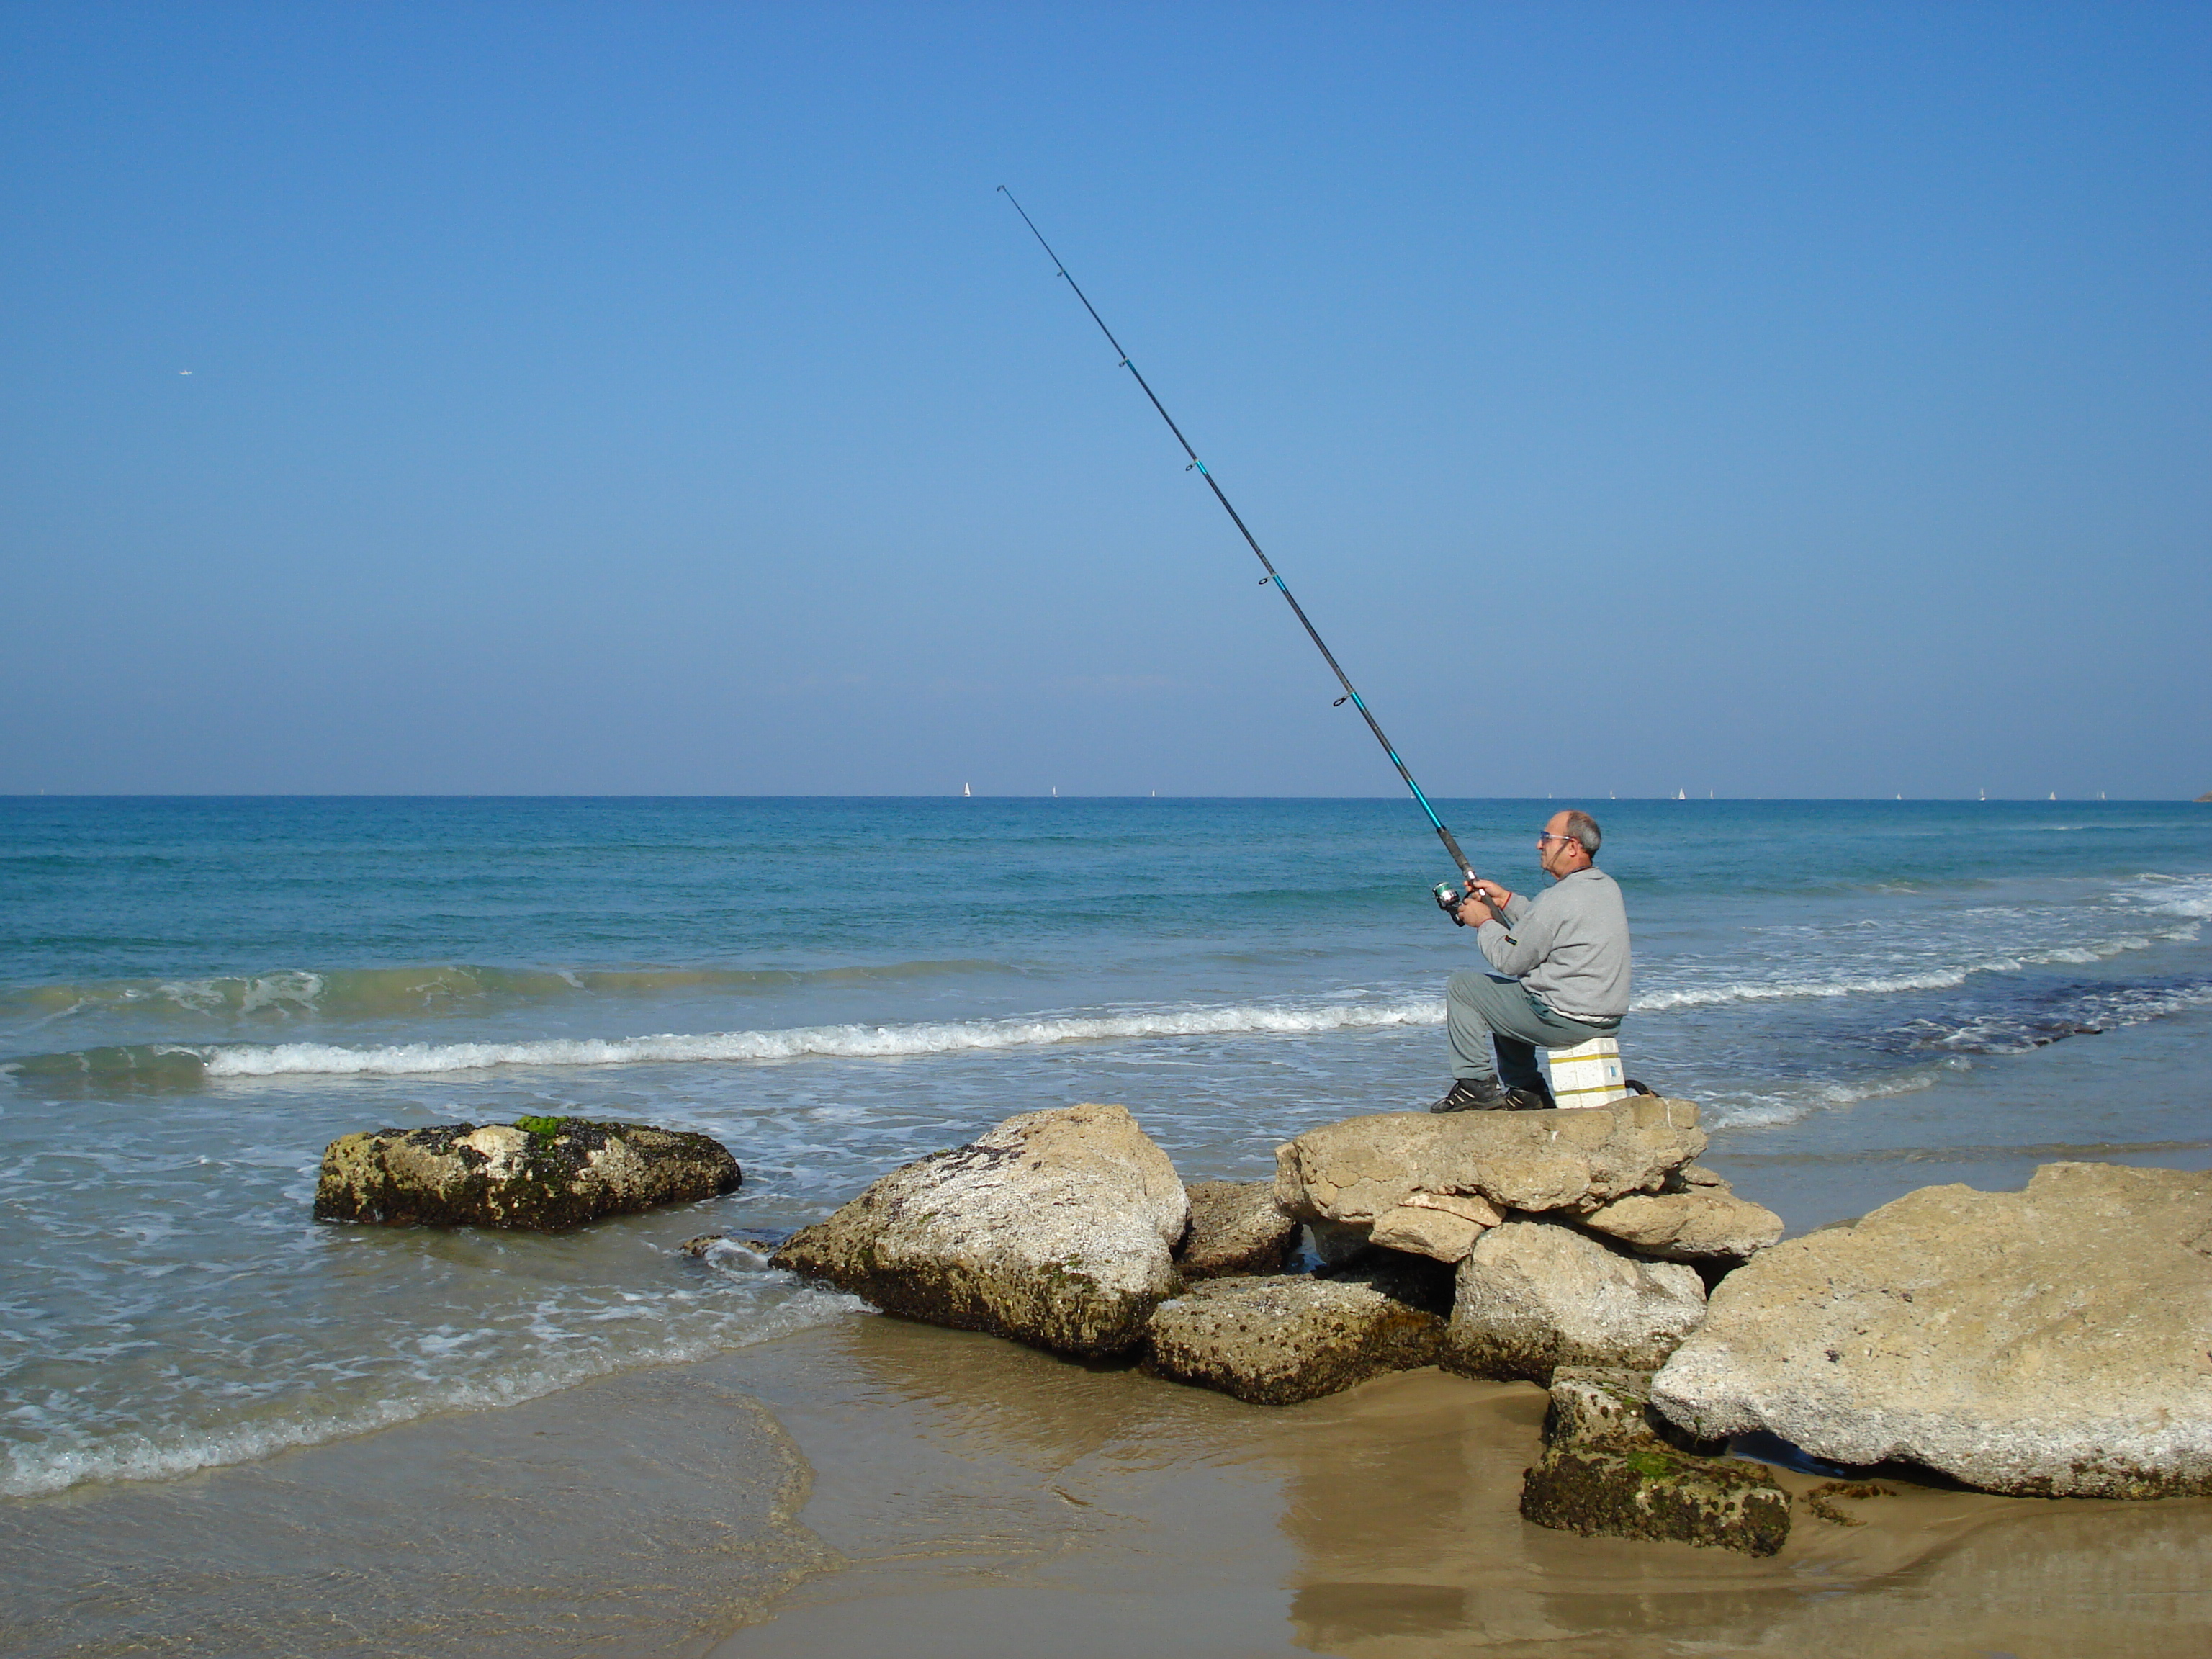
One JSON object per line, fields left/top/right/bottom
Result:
{"left": 1273, "top": 1098, "right": 1776, "bottom": 1386}
{"left": 313, "top": 1118, "right": 742, "bottom": 1231}
{"left": 773, "top": 1097, "right": 1765, "bottom": 1400}
{"left": 1519, "top": 1367, "right": 1791, "bottom": 1555}
{"left": 1651, "top": 1161, "right": 2212, "bottom": 1498}
{"left": 763, "top": 1096, "right": 2212, "bottom": 1530}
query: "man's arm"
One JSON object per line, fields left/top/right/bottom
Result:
{"left": 1470, "top": 880, "right": 1532, "bottom": 927}
{"left": 1475, "top": 888, "right": 1558, "bottom": 976}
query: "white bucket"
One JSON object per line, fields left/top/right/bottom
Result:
{"left": 1545, "top": 1035, "right": 1629, "bottom": 1107}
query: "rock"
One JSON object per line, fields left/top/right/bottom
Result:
{"left": 1521, "top": 1367, "right": 1791, "bottom": 1556}
{"left": 1144, "top": 1264, "right": 1449, "bottom": 1406}
{"left": 770, "top": 1102, "right": 1187, "bottom": 1359}
{"left": 1804, "top": 1480, "right": 1894, "bottom": 1526}
{"left": 1370, "top": 1190, "right": 1503, "bottom": 1263}
{"left": 1665, "top": 1163, "right": 1732, "bottom": 1192}
{"left": 1275, "top": 1097, "right": 1705, "bottom": 1225}
{"left": 1650, "top": 1162, "right": 2212, "bottom": 1498}
{"left": 1578, "top": 1190, "right": 1784, "bottom": 1262}
{"left": 679, "top": 1234, "right": 781, "bottom": 1269}
{"left": 313, "top": 1119, "right": 741, "bottom": 1231}
{"left": 1177, "top": 1180, "right": 1300, "bottom": 1279}
{"left": 1445, "top": 1219, "right": 1708, "bottom": 1384}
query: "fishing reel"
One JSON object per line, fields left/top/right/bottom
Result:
{"left": 1433, "top": 879, "right": 1503, "bottom": 927}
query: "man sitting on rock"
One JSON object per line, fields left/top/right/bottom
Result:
{"left": 1434, "top": 809, "right": 1629, "bottom": 1112}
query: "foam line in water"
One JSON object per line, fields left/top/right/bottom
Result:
{"left": 0, "top": 1290, "right": 862, "bottom": 1499}
{"left": 189, "top": 997, "right": 1452, "bottom": 1076}
{"left": 1629, "top": 925, "right": 2198, "bottom": 1013}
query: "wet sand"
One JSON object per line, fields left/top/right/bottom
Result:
{"left": 8, "top": 1312, "right": 2208, "bottom": 1658}
{"left": 724, "top": 1318, "right": 2212, "bottom": 1659}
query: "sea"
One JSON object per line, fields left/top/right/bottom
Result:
{"left": 4, "top": 793, "right": 2209, "bottom": 1526}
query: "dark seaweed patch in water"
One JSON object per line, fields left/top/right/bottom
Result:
{"left": 1882, "top": 975, "right": 2212, "bottom": 1056}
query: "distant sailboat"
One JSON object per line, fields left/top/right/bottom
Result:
{"left": 963, "top": 783, "right": 971, "bottom": 797}
{"left": 1979, "top": 788, "right": 1986, "bottom": 801}
{"left": 1675, "top": 788, "right": 1686, "bottom": 800}
{"left": 2049, "top": 792, "right": 2057, "bottom": 801}
{"left": 1051, "top": 786, "right": 1058, "bottom": 798}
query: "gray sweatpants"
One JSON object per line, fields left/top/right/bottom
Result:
{"left": 1447, "top": 970, "right": 1622, "bottom": 1092}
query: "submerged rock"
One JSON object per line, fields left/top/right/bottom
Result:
{"left": 771, "top": 1102, "right": 1187, "bottom": 1359}
{"left": 1520, "top": 1367, "right": 1791, "bottom": 1556}
{"left": 679, "top": 1234, "right": 781, "bottom": 1270}
{"left": 1578, "top": 1190, "right": 1784, "bottom": 1262}
{"left": 1445, "top": 1219, "right": 1707, "bottom": 1384}
{"left": 1651, "top": 1161, "right": 2212, "bottom": 1498}
{"left": 1144, "top": 1261, "right": 1449, "bottom": 1406}
{"left": 313, "top": 1119, "right": 742, "bottom": 1231}
{"left": 1177, "top": 1180, "right": 1300, "bottom": 1279}
{"left": 1275, "top": 1097, "right": 1705, "bottom": 1225}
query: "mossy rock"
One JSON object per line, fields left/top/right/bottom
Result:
{"left": 313, "top": 1119, "right": 741, "bottom": 1231}
{"left": 1521, "top": 1441, "right": 1791, "bottom": 1555}
{"left": 1517, "top": 1364, "right": 1790, "bottom": 1555}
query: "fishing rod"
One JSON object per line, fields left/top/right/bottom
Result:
{"left": 999, "top": 186, "right": 1483, "bottom": 907}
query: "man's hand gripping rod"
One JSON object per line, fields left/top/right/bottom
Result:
{"left": 999, "top": 186, "right": 1482, "bottom": 908}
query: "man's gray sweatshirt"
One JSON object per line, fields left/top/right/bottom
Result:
{"left": 1475, "top": 867, "right": 1632, "bottom": 1022}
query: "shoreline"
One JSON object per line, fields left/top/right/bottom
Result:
{"left": 6, "top": 1315, "right": 2208, "bottom": 1658}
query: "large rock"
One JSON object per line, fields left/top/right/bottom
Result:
{"left": 1651, "top": 1162, "right": 2212, "bottom": 1498}
{"left": 1177, "top": 1180, "right": 1300, "bottom": 1279}
{"left": 1579, "top": 1190, "right": 1784, "bottom": 1262}
{"left": 1445, "top": 1219, "right": 1708, "bottom": 1384}
{"left": 771, "top": 1103, "right": 1187, "bottom": 1358}
{"left": 1144, "top": 1262, "right": 1450, "bottom": 1406}
{"left": 313, "top": 1118, "right": 741, "bottom": 1231}
{"left": 1276, "top": 1097, "right": 1705, "bottom": 1223}
{"left": 1521, "top": 1367, "right": 1791, "bottom": 1556}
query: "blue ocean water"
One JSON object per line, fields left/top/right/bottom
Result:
{"left": 3, "top": 796, "right": 2209, "bottom": 1499}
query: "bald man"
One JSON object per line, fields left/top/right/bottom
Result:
{"left": 1434, "top": 809, "right": 1630, "bottom": 1112}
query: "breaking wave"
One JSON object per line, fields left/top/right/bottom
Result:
{"left": 8, "top": 996, "right": 1452, "bottom": 1082}
{"left": 0, "top": 958, "right": 1017, "bottom": 1025}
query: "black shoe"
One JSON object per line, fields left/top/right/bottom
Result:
{"left": 1512, "top": 1077, "right": 1558, "bottom": 1112}
{"left": 1431, "top": 1076, "right": 1518, "bottom": 1113}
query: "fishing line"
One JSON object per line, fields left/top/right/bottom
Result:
{"left": 999, "top": 186, "right": 1480, "bottom": 888}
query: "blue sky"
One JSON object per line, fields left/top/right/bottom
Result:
{"left": 4, "top": 2, "right": 2206, "bottom": 798}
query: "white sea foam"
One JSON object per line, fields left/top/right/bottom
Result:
{"left": 194, "top": 998, "right": 1452, "bottom": 1076}
{"left": 2127, "top": 873, "right": 2212, "bottom": 920}
{"left": 1697, "top": 1062, "right": 1959, "bottom": 1130}
{"left": 1630, "top": 925, "right": 2193, "bottom": 1014}
{"left": 0, "top": 1289, "right": 861, "bottom": 1499}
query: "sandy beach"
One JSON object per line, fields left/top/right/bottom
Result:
{"left": 8, "top": 1302, "right": 2209, "bottom": 1658}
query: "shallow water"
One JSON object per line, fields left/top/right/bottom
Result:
{"left": 2, "top": 796, "right": 2208, "bottom": 1620}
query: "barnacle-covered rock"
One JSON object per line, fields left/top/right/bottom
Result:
{"left": 314, "top": 1119, "right": 740, "bottom": 1231}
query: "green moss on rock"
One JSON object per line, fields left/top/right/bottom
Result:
{"left": 1518, "top": 1365, "right": 1791, "bottom": 1555}
{"left": 313, "top": 1119, "right": 741, "bottom": 1231}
